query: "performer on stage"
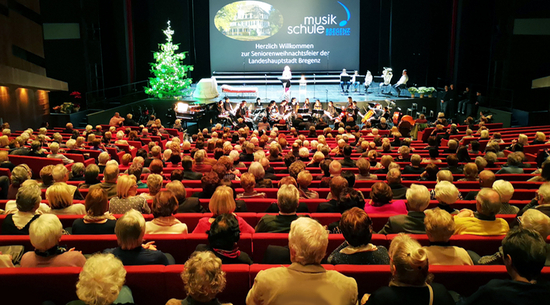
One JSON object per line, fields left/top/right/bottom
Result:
{"left": 267, "top": 100, "right": 279, "bottom": 124}
{"left": 313, "top": 99, "right": 323, "bottom": 111}
{"left": 365, "top": 70, "right": 373, "bottom": 92}
{"left": 290, "top": 97, "right": 299, "bottom": 113}
{"left": 236, "top": 100, "right": 248, "bottom": 119}
{"left": 326, "top": 101, "right": 339, "bottom": 122}
{"left": 281, "top": 66, "right": 292, "bottom": 93}
{"left": 380, "top": 68, "right": 393, "bottom": 94}
{"left": 217, "top": 100, "right": 224, "bottom": 115}
{"left": 279, "top": 100, "right": 289, "bottom": 115}
{"left": 223, "top": 97, "right": 233, "bottom": 112}
{"left": 340, "top": 69, "right": 351, "bottom": 93}
{"left": 393, "top": 69, "right": 408, "bottom": 97}
{"left": 351, "top": 71, "right": 360, "bottom": 92}
{"left": 303, "top": 98, "right": 311, "bottom": 111}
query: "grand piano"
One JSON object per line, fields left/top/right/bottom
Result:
{"left": 174, "top": 101, "right": 216, "bottom": 131}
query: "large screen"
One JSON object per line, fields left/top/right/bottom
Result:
{"left": 209, "top": 0, "right": 360, "bottom": 72}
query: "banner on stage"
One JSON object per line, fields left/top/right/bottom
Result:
{"left": 210, "top": 0, "right": 360, "bottom": 72}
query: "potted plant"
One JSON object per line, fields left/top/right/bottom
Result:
{"left": 408, "top": 87, "right": 418, "bottom": 98}
{"left": 417, "top": 87, "right": 428, "bottom": 98}
{"left": 426, "top": 87, "right": 436, "bottom": 98}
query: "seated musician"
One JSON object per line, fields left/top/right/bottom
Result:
{"left": 351, "top": 71, "right": 360, "bottom": 92}
{"left": 365, "top": 70, "right": 373, "bottom": 91}
{"left": 223, "top": 97, "right": 233, "bottom": 112}
{"left": 303, "top": 98, "right": 311, "bottom": 111}
{"left": 281, "top": 66, "right": 292, "bottom": 92}
{"left": 340, "top": 69, "right": 351, "bottom": 93}
{"left": 393, "top": 69, "right": 409, "bottom": 96}
{"left": 327, "top": 101, "right": 339, "bottom": 120}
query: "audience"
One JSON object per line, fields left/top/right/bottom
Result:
{"left": 236, "top": 172, "right": 266, "bottom": 199}
{"left": 364, "top": 182, "right": 408, "bottom": 215}
{"left": 1, "top": 183, "right": 41, "bottom": 235}
{"left": 72, "top": 188, "right": 117, "bottom": 234}
{"left": 109, "top": 175, "right": 151, "bottom": 214}
{"left": 46, "top": 183, "right": 86, "bottom": 215}
{"left": 454, "top": 188, "right": 510, "bottom": 235}
{"left": 255, "top": 184, "right": 300, "bottom": 233}
{"left": 379, "top": 184, "right": 431, "bottom": 234}
{"left": 145, "top": 190, "right": 188, "bottom": 234}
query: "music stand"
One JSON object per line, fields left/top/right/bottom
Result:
{"left": 340, "top": 76, "right": 352, "bottom": 93}
{"left": 356, "top": 75, "right": 366, "bottom": 95}
{"left": 297, "top": 108, "right": 309, "bottom": 114}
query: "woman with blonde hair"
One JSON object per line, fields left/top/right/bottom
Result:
{"left": 192, "top": 185, "right": 254, "bottom": 234}
{"left": 145, "top": 190, "right": 188, "bottom": 234}
{"left": 109, "top": 175, "right": 151, "bottom": 214}
{"left": 532, "top": 132, "right": 547, "bottom": 145}
{"left": 192, "top": 149, "right": 212, "bottom": 173}
{"left": 363, "top": 234, "right": 454, "bottom": 304}
{"left": 46, "top": 183, "right": 86, "bottom": 215}
{"left": 140, "top": 173, "right": 164, "bottom": 201}
{"left": 166, "top": 251, "right": 229, "bottom": 305}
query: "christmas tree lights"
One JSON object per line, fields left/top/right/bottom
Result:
{"left": 145, "top": 20, "right": 194, "bottom": 99}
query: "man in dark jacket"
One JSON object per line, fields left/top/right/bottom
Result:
{"left": 379, "top": 184, "right": 430, "bottom": 234}
{"left": 387, "top": 168, "right": 408, "bottom": 200}
{"left": 181, "top": 156, "right": 203, "bottom": 180}
{"left": 124, "top": 113, "right": 139, "bottom": 126}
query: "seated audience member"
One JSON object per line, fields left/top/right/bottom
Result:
{"left": 297, "top": 170, "right": 319, "bottom": 199}
{"left": 418, "top": 163, "right": 439, "bottom": 181}
{"left": 496, "top": 152, "right": 525, "bottom": 174}
{"left": 364, "top": 234, "right": 455, "bottom": 304}
{"left": 475, "top": 156, "right": 488, "bottom": 171}
{"left": 7, "top": 165, "right": 31, "bottom": 199}
{"left": 166, "top": 251, "right": 228, "bottom": 305}
{"left": 1, "top": 183, "right": 41, "bottom": 235}
{"left": 69, "top": 162, "right": 86, "bottom": 181}
{"left": 46, "top": 183, "right": 86, "bottom": 215}
{"left": 69, "top": 253, "right": 134, "bottom": 305}
{"left": 192, "top": 171, "right": 220, "bottom": 199}
{"left": 374, "top": 155, "right": 394, "bottom": 174}
{"left": 328, "top": 207, "right": 390, "bottom": 265}
{"left": 140, "top": 173, "right": 163, "bottom": 201}
{"left": 464, "top": 170, "right": 496, "bottom": 200}
{"left": 459, "top": 228, "right": 550, "bottom": 305}
{"left": 529, "top": 160, "right": 550, "bottom": 182}
{"left": 264, "top": 177, "right": 310, "bottom": 213}
{"left": 307, "top": 151, "right": 324, "bottom": 168}
{"left": 149, "top": 159, "right": 164, "bottom": 175}
{"left": 104, "top": 210, "right": 173, "bottom": 265}
{"left": 196, "top": 214, "right": 253, "bottom": 265}
{"left": 379, "top": 184, "right": 430, "bottom": 234}
{"left": 422, "top": 147, "right": 442, "bottom": 164}
{"left": 433, "top": 181, "right": 460, "bottom": 214}
{"left": 89, "top": 164, "right": 119, "bottom": 199}
{"left": 443, "top": 139, "right": 458, "bottom": 154}
{"left": 191, "top": 149, "right": 212, "bottom": 173}
{"left": 317, "top": 176, "right": 349, "bottom": 213}
{"left": 39, "top": 165, "right": 55, "bottom": 189}
{"left": 145, "top": 190, "right": 188, "bottom": 234}
{"left": 51, "top": 164, "right": 84, "bottom": 200}
{"left": 181, "top": 156, "right": 203, "bottom": 180}
{"left": 423, "top": 208, "right": 474, "bottom": 265}
{"left": 298, "top": 147, "right": 310, "bottom": 162}
{"left": 387, "top": 168, "right": 408, "bottom": 199}
{"left": 166, "top": 181, "right": 206, "bottom": 213}
{"left": 109, "top": 175, "right": 151, "bottom": 214}
{"left": 47, "top": 142, "right": 74, "bottom": 164}
{"left": 402, "top": 154, "right": 425, "bottom": 175}
{"left": 339, "top": 145, "right": 356, "bottom": 167}
{"left": 255, "top": 184, "right": 300, "bottom": 233}
{"left": 356, "top": 158, "right": 377, "bottom": 180}
{"left": 249, "top": 161, "right": 273, "bottom": 188}
{"left": 364, "top": 182, "right": 408, "bottom": 215}
{"left": 79, "top": 164, "right": 100, "bottom": 189}
{"left": 484, "top": 151, "right": 497, "bottom": 168}
{"left": 3, "top": 180, "right": 51, "bottom": 214}
{"left": 492, "top": 180, "right": 518, "bottom": 214}
{"left": 193, "top": 186, "right": 254, "bottom": 234}
{"left": 97, "top": 152, "right": 110, "bottom": 173}
{"left": 20, "top": 214, "right": 86, "bottom": 267}
{"left": 72, "top": 188, "right": 116, "bottom": 234}
{"left": 518, "top": 182, "right": 550, "bottom": 217}
{"left": 458, "top": 162, "right": 479, "bottom": 182}
{"left": 397, "top": 146, "right": 411, "bottom": 162}
{"left": 479, "top": 209, "right": 550, "bottom": 266}
{"left": 247, "top": 217, "right": 358, "bottom": 305}
{"left": 236, "top": 172, "right": 266, "bottom": 199}
{"left": 442, "top": 154, "right": 462, "bottom": 175}
{"left": 454, "top": 188, "right": 510, "bottom": 235}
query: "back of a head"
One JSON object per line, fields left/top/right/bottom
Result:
{"left": 289, "top": 160, "right": 306, "bottom": 179}
{"left": 434, "top": 181, "right": 459, "bottom": 205}
{"left": 389, "top": 233, "right": 429, "bottom": 286}
{"left": 330, "top": 176, "right": 349, "bottom": 199}
{"left": 289, "top": 217, "right": 328, "bottom": 265}
{"left": 502, "top": 228, "right": 547, "bottom": 282}
{"left": 29, "top": 214, "right": 63, "bottom": 251}
{"left": 16, "top": 183, "right": 41, "bottom": 212}
{"left": 338, "top": 187, "right": 365, "bottom": 213}
{"left": 152, "top": 190, "right": 178, "bottom": 218}
{"left": 387, "top": 168, "right": 402, "bottom": 184}
{"left": 406, "top": 184, "right": 431, "bottom": 211}
{"left": 476, "top": 188, "right": 502, "bottom": 216}
{"left": 207, "top": 213, "right": 241, "bottom": 250}
{"left": 85, "top": 187, "right": 108, "bottom": 217}
{"left": 115, "top": 209, "right": 145, "bottom": 250}
{"left": 182, "top": 251, "right": 226, "bottom": 301}
{"left": 209, "top": 185, "right": 236, "bottom": 215}
{"left": 329, "top": 160, "right": 342, "bottom": 175}
{"left": 370, "top": 182, "right": 393, "bottom": 206}
{"left": 521, "top": 209, "right": 550, "bottom": 239}
{"left": 436, "top": 170, "right": 453, "bottom": 183}
{"left": 76, "top": 253, "right": 126, "bottom": 305}
{"left": 492, "top": 180, "right": 514, "bottom": 204}
{"left": 424, "top": 208, "right": 455, "bottom": 243}
{"left": 277, "top": 184, "right": 299, "bottom": 213}
{"left": 446, "top": 154, "right": 459, "bottom": 167}
{"left": 356, "top": 158, "right": 370, "bottom": 175}
{"left": 103, "top": 164, "right": 120, "bottom": 183}
{"left": 410, "top": 154, "right": 422, "bottom": 166}
{"left": 479, "top": 170, "right": 496, "bottom": 187}
{"left": 340, "top": 207, "right": 372, "bottom": 247}
{"left": 166, "top": 180, "right": 186, "bottom": 204}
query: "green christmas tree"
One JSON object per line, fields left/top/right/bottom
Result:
{"left": 145, "top": 20, "right": 193, "bottom": 99}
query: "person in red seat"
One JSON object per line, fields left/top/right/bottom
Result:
{"left": 328, "top": 207, "right": 389, "bottom": 265}
{"left": 193, "top": 186, "right": 254, "bottom": 234}
{"left": 432, "top": 181, "right": 460, "bottom": 214}
{"left": 297, "top": 171, "right": 319, "bottom": 199}
{"left": 249, "top": 161, "right": 273, "bottom": 188}
{"left": 379, "top": 184, "right": 430, "bottom": 234}
{"left": 166, "top": 181, "right": 205, "bottom": 213}
{"left": 195, "top": 213, "right": 252, "bottom": 265}
{"left": 51, "top": 164, "right": 84, "bottom": 200}
{"left": 247, "top": 217, "right": 358, "bottom": 305}
{"left": 7, "top": 164, "right": 31, "bottom": 199}
{"left": 317, "top": 176, "right": 348, "bottom": 213}
{"left": 457, "top": 163, "right": 479, "bottom": 182}
{"left": 79, "top": 164, "right": 100, "bottom": 190}
{"left": 518, "top": 182, "right": 550, "bottom": 218}
{"left": 364, "top": 182, "right": 407, "bottom": 215}
{"left": 1, "top": 183, "right": 41, "bottom": 235}
{"left": 463, "top": 170, "right": 495, "bottom": 200}
{"left": 459, "top": 228, "right": 550, "bottom": 305}
{"left": 72, "top": 188, "right": 116, "bottom": 235}
{"left": 402, "top": 154, "right": 425, "bottom": 175}
{"left": 104, "top": 210, "right": 173, "bottom": 265}
{"left": 363, "top": 234, "right": 455, "bottom": 305}
{"left": 255, "top": 184, "right": 300, "bottom": 233}
{"left": 454, "top": 188, "right": 510, "bottom": 236}
{"left": 166, "top": 251, "right": 229, "bottom": 305}
{"left": 355, "top": 158, "right": 378, "bottom": 181}
{"left": 423, "top": 208, "right": 474, "bottom": 265}
{"left": 492, "top": 180, "right": 518, "bottom": 214}
{"left": 192, "top": 150, "right": 212, "bottom": 173}
{"left": 236, "top": 173, "right": 265, "bottom": 199}
{"left": 20, "top": 214, "right": 86, "bottom": 268}
{"left": 145, "top": 190, "right": 188, "bottom": 234}
{"left": 46, "top": 183, "right": 85, "bottom": 215}
{"left": 108, "top": 174, "right": 151, "bottom": 214}
{"left": 109, "top": 112, "right": 125, "bottom": 127}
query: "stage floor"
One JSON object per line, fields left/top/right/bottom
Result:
{"left": 188, "top": 83, "right": 410, "bottom": 104}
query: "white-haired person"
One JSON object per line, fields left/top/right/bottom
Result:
{"left": 3, "top": 180, "right": 51, "bottom": 215}
{"left": 492, "top": 180, "right": 518, "bottom": 214}
{"left": 20, "top": 214, "right": 86, "bottom": 267}
{"left": 145, "top": 190, "right": 188, "bottom": 234}
{"left": 68, "top": 253, "right": 134, "bottom": 305}
{"left": 356, "top": 158, "right": 378, "bottom": 180}
{"left": 433, "top": 180, "right": 460, "bottom": 214}
{"left": 255, "top": 184, "right": 300, "bottom": 233}
{"left": 363, "top": 234, "right": 455, "bottom": 304}
{"left": 328, "top": 207, "right": 390, "bottom": 265}
{"left": 249, "top": 161, "right": 273, "bottom": 188}
{"left": 97, "top": 151, "right": 111, "bottom": 173}
{"left": 104, "top": 209, "right": 173, "bottom": 265}
{"left": 247, "top": 217, "right": 358, "bottom": 305}
{"left": 7, "top": 164, "right": 31, "bottom": 199}
{"left": 109, "top": 175, "right": 151, "bottom": 214}
{"left": 1, "top": 182, "right": 42, "bottom": 235}
{"left": 51, "top": 164, "right": 84, "bottom": 200}
{"left": 166, "top": 251, "right": 229, "bottom": 305}
{"left": 454, "top": 188, "right": 510, "bottom": 235}
{"left": 46, "top": 182, "right": 86, "bottom": 215}
{"left": 72, "top": 188, "right": 117, "bottom": 235}
{"left": 379, "top": 184, "right": 431, "bottom": 234}
{"left": 423, "top": 208, "right": 474, "bottom": 265}
{"left": 193, "top": 186, "right": 254, "bottom": 234}
{"left": 47, "top": 142, "right": 74, "bottom": 164}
